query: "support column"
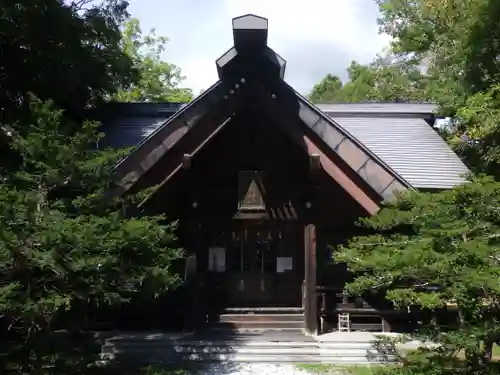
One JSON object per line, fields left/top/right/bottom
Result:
{"left": 304, "top": 223, "right": 318, "bottom": 335}
{"left": 184, "top": 250, "right": 198, "bottom": 331}
{"left": 183, "top": 219, "right": 201, "bottom": 332}
{"left": 182, "top": 154, "right": 202, "bottom": 331}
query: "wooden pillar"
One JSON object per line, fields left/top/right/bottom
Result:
{"left": 184, "top": 250, "right": 198, "bottom": 331}
{"left": 182, "top": 155, "right": 202, "bottom": 331}
{"left": 304, "top": 223, "right": 318, "bottom": 335}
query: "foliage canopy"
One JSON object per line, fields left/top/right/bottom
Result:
{"left": 329, "top": 1, "right": 500, "bottom": 374}
{"left": 0, "top": 1, "right": 185, "bottom": 373}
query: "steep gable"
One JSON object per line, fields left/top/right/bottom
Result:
{"left": 102, "top": 102, "right": 468, "bottom": 191}
{"left": 318, "top": 103, "right": 469, "bottom": 189}
{"left": 105, "top": 14, "right": 468, "bottom": 214}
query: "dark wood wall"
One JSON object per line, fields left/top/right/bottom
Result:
{"left": 146, "top": 109, "right": 367, "bottom": 226}
{"left": 140, "top": 109, "right": 368, "bottom": 309}
{"left": 91, "top": 109, "right": 382, "bottom": 330}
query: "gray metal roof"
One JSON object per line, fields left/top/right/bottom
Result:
{"left": 99, "top": 102, "right": 468, "bottom": 190}
{"left": 331, "top": 116, "right": 469, "bottom": 189}
{"left": 100, "top": 115, "right": 175, "bottom": 148}
{"left": 317, "top": 103, "right": 438, "bottom": 115}
{"left": 98, "top": 103, "right": 182, "bottom": 149}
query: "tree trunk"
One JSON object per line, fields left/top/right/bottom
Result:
{"left": 484, "top": 339, "right": 493, "bottom": 364}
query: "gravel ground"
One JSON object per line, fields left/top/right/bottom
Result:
{"left": 191, "top": 363, "right": 343, "bottom": 375}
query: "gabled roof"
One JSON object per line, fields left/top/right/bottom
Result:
{"left": 97, "top": 102, "right": 181, "bottom": 148}
{"left": 318, "top": 103, "right": 438, "bottom": 116}
{"left": 108, "top": 15, "right": 410, "bottom": 213}
{"left": 111, "top": 81, "right": 228, "bottom": 192}
{"left": 102, "top": 101, "right": 468, "bottom": 190}
{"left": 107, "top": 14, "right": 468, "bottom": 210}
{"left": 331, "top": 115, "right": 469, "bottom": 189}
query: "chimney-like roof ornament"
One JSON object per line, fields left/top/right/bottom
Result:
{"left": 216, "top": 14, "right": 286, "bottom": 81}
{"left": 232, "top": 14, "right": 268, "bottom": 51}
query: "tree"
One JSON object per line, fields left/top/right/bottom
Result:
{"left": 0, "top": 0, "right": 135, "bottom": 122}
{"left": 308, "top": 74, "right": 343, "bottom": 103}
{"left": 335, "top": 177, "right": 500, "bottom": 374}
{"left": 113, "top": 18, "right": 193, "bottom": 103}
{"left": 374, "top": 0, "right": 500, "bottom": 175}
{"left": 308, "top": 55, "right": 430, "bottom": 103}
{"left": 335, "top": 61, "right": 377, "bottom": 102}
{"left": 0, "top": 98, "right": 182, "bottom": 373}
{"left": 376, "top": 0, "right": 500, "bottom": 115}
{"left": 446, "top": 85, "right": 500, "bottom": 178}
{"left": 0, "top": 1, "right": 187, "bottom": 373}
{"left": 325, "top": 2, "right": 500, "bottom": 374}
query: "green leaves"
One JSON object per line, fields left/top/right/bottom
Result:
{"left": 0, "top": 3, "right": 190, "bottom": 372}
{"left": 308, "top": 74, "right": 343, "bottom": 103}
{"left": 337, "top": 176, "right": 500, "bottom": 370}
{"left": 308, "top": 55, "right": 431, "bottom": 104}
{"left": 0, "top": 0, "right": 135, "bottom": 121}
{"left": 321, "top": 1, "right": 500, "bottom": 371}
{"left": 113, "top": 18, "right": 194, "bottom": 103}
{"left": 0, "top": 98, "right": 182, "bottom": 373}
{"left": 375, "top": 0, "right": 500, "bottom": 118}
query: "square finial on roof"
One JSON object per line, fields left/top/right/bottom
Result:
{"left": 232, "top": 14, "right": 268, "bottom": 50}
{"left": 232, "top": 14, "right": 268, "bottom": 30}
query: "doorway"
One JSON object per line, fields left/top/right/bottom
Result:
{"left": 207, "top": 221, "right": 303, "bottom": 307}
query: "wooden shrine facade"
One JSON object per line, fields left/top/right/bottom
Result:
{"left": 108, "top": 15, "right": 424, "bottom": 335}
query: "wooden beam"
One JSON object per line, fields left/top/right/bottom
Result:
{"left": 304, "top": 223, "right": 318, "bottom": 335}
{"left": 138, "top": 118, "right": 231, "bottom": 208}
{"left": 182, "top": 153, "right": 192, "bottom": 169}
{"left": 309, "top": 153, "right": 321, "bottom": 178}
{"left": 303, "top": 136, "right": 380, "bottom": 216}
{"left": 251, "top": 92, "right": 381, "bottom": 216}
{"left": 112, "top": 82, "right": 225, "bottom": 195}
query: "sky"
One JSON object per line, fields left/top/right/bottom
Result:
{"left": 128, "top": 0, "right": 391, "bottom": 95}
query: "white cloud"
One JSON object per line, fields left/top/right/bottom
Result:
{"left": 129, "top": 0, "right": 390, "bottom": 95}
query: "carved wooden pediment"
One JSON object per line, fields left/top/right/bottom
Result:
{"left": 238, "top": 171, "right": 265, "bottom": 210}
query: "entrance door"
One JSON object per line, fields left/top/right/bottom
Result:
{"left": 223, "top": 222, "right": 303, "bottom": 307}
{"left": 237, "top": 228, "right": 272, "bottom": 305}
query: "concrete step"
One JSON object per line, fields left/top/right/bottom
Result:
{"left": 213, "top": 321, "right": 304, "bottom": 330}
{"left": 206, "top": 327, "right": 305, "bottom": 334}
{"left": 101, "top": 337, "right": 399, "bottom": 364}
{"left": 105, "top": 352, "right": 398, "bottom": 363}
{"left": 218, "top": 313, "right": 304, "bottom": 322}
{"left": 176, "top": 353, "right": 398, "bottom": 363}
{"left": 222, "top": 307, "right": 303, "bottom": 314}
{"left": 104, "top": 340, "right": 394, "bottom": 349}
{"left": 104, "top": 343, "right": 396, "bottom": 354}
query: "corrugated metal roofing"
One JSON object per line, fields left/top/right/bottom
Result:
{"left": 317, "top": 103, "right": 438, "bottom": 115}
{"left": 98, "top": 103, "right": 182, "bottom": 149}
{"left": 100, "top": 115, "right": 175, "bottom": 148}
{"left": 99, "top": 102, "right": 468, "bottom": 190}
{"left": 331, "top": 116, "right": 469, "bottom": 189}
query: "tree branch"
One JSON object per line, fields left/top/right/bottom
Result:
{"left": 72, "top": 0, "right": 96, "bottom": 11}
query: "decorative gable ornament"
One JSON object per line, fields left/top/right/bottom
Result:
{"left": 238, "top": 171, "right": 265, "bottom": 210}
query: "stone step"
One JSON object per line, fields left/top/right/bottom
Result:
{"left": 351, "top": 323, "right": 383, "bottom": 331}
{"left": 221, "top": 307, "right": 303, "bottom": 314}
{"left": 205, "top": 327, "right": 305, "bottom": 334}
{"left": 101, "top": 337, "right": 399, "bottom": 364}
{"left": 179, "top": 341, "right": 390, "bottom": 349}
{"left": 104, "top": 339, "right": 394, "bottom": 349}
{"left": 105, "top": 352, "right": 398, "bottom": 364}
{"left": 178, "top": 353, "right": 398, "bottom": 363}
{"left": 173, "top": 346, "right": 319, "bottom": 355}
{"left": 104, "top": 343, "right": 396, "bottom": 354}
{"left": 213, "top": 321, "right": 304, "bottom": 330}
{"left": 218, "top": 313, "right": 304, "bottom": 322}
